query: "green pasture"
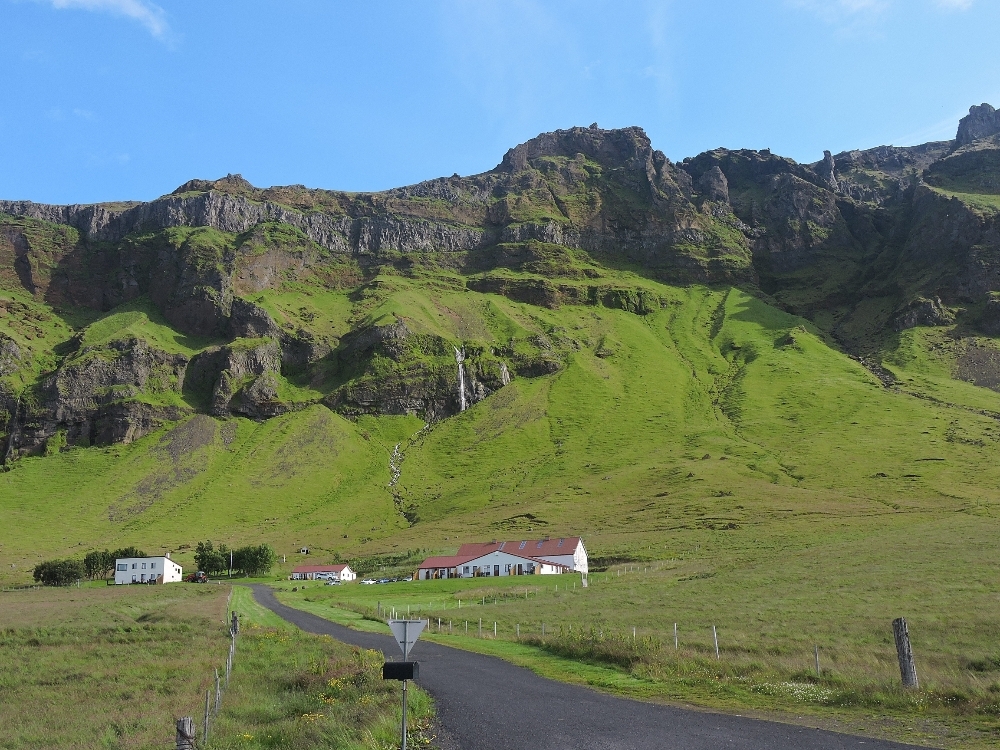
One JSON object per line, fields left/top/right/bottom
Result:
{"left": 0, "top": 584, "right": 233, "bottom": 750}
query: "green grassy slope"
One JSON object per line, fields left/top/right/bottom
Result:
{"left": 3, "top": 279, "right": 999, "bottom": 576}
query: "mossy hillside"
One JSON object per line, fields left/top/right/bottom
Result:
{"left": 79, "top": 296, "right": 219, "bottom": 356}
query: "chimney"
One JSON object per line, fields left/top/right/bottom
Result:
{"left": 165, "top": 552, "right": 171, "bottom": 559}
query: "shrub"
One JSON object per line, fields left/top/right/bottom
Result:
{"left": 33, "top": 558, "right": 85, "bottom": 586}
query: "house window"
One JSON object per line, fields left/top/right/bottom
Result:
{"left": 519, "top": 541, "right": 527, "bottom": 549}
{"left": 132, "top": 563, "right": 137, "bottom": 569}
{"left": 142, "top": 563, "right": 147, "bottom": 569}
{"left": 117, "top": 564, "right": 127, "bottom": 571}
{"left": 151, "top": 562, "right": 156, "bottom": 569}
{"left": 463, "top": 566, "right": 470, "bottom": 574}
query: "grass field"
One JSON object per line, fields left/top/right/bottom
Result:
{"left": 0, "top": 584, "right": 232, "bottom": 750}
{"left": 0, "top": 584, "right": 436, "bottom": 750}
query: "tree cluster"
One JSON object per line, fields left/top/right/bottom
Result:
{"left": 33, "top": 559, "right": 85, "bottom": 586}
{"left": 194, "top": 541, "right": 276, "bottom": 577}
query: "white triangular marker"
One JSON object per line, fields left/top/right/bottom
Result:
{"left": 388, "top": 619, "right": 425, "bottom": 659}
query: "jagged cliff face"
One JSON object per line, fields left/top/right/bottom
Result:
{"left": 2, "top": 111, "right": 1000, "bottom": 456}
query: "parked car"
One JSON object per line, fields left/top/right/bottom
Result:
{"left": 360, "top": 578, "right": 377, "bottom": 585}
{"left": 377, "top": 578, "right": 391, "bottom": 584}
{"left": 325, "top": 579, "right": 342, "bottom": 585}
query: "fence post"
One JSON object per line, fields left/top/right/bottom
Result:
{"left": 892, "top": 618, "right": 919, "bottom": 688}
{"left": 214, "top": 668, "right": 221, "bottom": 714}
{"left": 203, "top": 690, "right": 211, "bottom": 744}
{"left": 674, "top": 623, "right": 678, "bottom": 650}
{"left": 175, "top": 717, "right": 196, "bottom": 750}
{"left": 814, "top": 645, "right": 820, "bottom": 677}
{"left": 712, "top": 625, "right": 719, "bottom": 659}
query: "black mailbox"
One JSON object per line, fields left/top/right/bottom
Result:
{"left": 382, "top": 661, "right": 419, "bottom": 681}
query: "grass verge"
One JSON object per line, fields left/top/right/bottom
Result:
{"left": 205, "top": 586, "right": 436, "bottom": 749}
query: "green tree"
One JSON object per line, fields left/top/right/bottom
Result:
{"left": 232, "top": 544, "right": 276, "bottom": 577}
{"left": 33, "top": 558, "right": 85, "bottom": 586}
{"left": 194, "top": 541, "right": 228, "bottom": 576}
{"left": 84, "top": 550, "right": 115, "bottom": 580}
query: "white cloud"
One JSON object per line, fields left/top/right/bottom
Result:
{"left": 44, "top": 0, "right": 168, "bottom": 37}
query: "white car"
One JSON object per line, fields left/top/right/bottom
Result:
{"left": 360, "top": 578, "right": 377, "bottom": 585}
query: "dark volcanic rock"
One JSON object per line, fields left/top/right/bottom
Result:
{"left": 696, "top": 166, "right": 730, "bottom": 203}
{"left": 0, "top": 333, "right": 20, "bottom": 377}
{"left": 893, "top": 297, "right": 955, "bottom": 331}
{"left": 957, "top": 103, "right": 1000, "bottom": 147}
{"left": 818, "top": 151, "right": 839, "bottom": 191}
{"left": 11, "top": 338, "right": 191, "bottom": 453}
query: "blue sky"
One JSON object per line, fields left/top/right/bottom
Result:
{"left": 1, "top": 0, "right": 997, "bottom": 203}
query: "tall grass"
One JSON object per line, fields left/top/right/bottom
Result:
{"left": 206, "top": 587, "right": 435, "bottom": 750}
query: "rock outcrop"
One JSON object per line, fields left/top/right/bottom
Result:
{"left": 893, "top": 297, "right": 955, "bottom": 331}
{"left": 17, "top": 337, "right": 190, "bottom": 450}
{"left": 957, "top": 103, "right": 1000, "bottom": 147}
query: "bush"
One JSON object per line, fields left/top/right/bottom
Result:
{"left": 33, "top": 558, "right": 85, "bottom": 586}
{"left": 232, "top": 544, "right": 276, "bottom": 577}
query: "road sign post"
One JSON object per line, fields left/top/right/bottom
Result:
{"left": 387, "top": 619, "right": 425, "bottom": 750}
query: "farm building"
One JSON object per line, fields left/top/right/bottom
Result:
{"left": 416, "top": 548, "right": 582, "bottom": 581}
{"left": 114, "top": 555, "right": 183, "bottom": 584}
{"left": 291, "top": 564, "right": 356, "bottom": 581}
{"left": 458, "top": 537, "right": 588, "bottom": 573}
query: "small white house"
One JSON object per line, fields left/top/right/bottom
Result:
{"left": 291, "top": 564, "right": 356, "bottom": 582}
{"left": 114, "top": 554, "right": 183, "bottom": 585}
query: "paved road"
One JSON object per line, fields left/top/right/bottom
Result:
{"left": 251, "top": 585, "right": 929, "bottom": 750}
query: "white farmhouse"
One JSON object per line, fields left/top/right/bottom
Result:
{"left": 459, "top": 537, "right": 588, "bottom": 574}
{"left": 114, "top": 554, "right": 183, "bottom": 585}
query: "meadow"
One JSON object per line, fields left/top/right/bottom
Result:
{"left": 0, "top": 584, "right": 435, "bottom": 750}
{"left": 0, "top": 584, "right": 232, "bottom": 750}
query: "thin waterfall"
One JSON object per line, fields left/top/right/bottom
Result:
{"left": 499, "top": 362, "right": 511, "bottom": 386}
{"left": 454, "top": 347, "right": 467, "bottom": 411}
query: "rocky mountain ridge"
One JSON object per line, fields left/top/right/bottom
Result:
{"left": 2, "top": 105, "right": 1000, "bottom": 458}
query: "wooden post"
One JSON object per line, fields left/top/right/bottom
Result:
{"left": 712, "top": 625, "right": 719, "bottom": 659}
{"left": 892, "top": 618, "right": 919, "bottom": 688}
{"left": 175, "top": 717, "right": 196, "bottom": 750}
{"left": 203, "top": 690, "right": 211, "bottom": 744}
{"left": 214, "top": 668, "right": 221, "bottom": 714}
{"left": 814, "top": 645, "right": 820, "bottom": 677}
{"left": 674, "top": 623, "right": 678, "bottom": 650}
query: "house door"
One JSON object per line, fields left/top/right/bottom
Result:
{"left": 517, "top": 564, "right": 523, "bottom": 575}
{"left": 494, "top": 565, "right": 500, "bottom": 576}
